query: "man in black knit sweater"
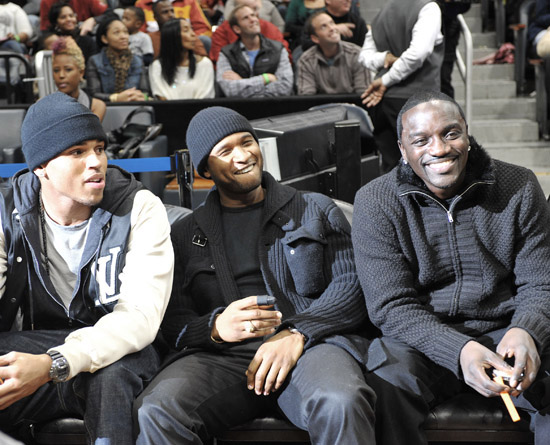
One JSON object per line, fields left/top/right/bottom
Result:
{"left": 353, "top": 90, "right": 550, "bottom": 445}
{"left": 134, "top": 106, "right": 375, "bottom": 445}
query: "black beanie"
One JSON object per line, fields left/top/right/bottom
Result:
{"left": 21, "top": 92, "right": 107, "bottom": 171}
{"left": 186, "top": 106, "right": 258, "bottom": 178}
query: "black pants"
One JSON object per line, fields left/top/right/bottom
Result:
{"left": 134, "top": 341, "right": 376, "bottom": 445}
{"left": 365, "top": 330, "right": 550, "bottom": 445}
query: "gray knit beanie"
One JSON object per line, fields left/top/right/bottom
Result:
{"left": 21, "top": 92, "right": 107, "bottom": 171}
{"left": 186, "top": 106, "right": 258, "bottom": 178}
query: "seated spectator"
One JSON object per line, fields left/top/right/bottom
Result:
{"left": 40, "top": 0, "right": 107, "bottom": 35}
{"left": 210, "top": 0, "right": 290, "bottom": 64}
{"left": 134, "top": 106, "right": 376, "bottom": 445}
{"left": 353, "top": 90, "right": 550, "bottom": 445}
{"left": 144, "top": 0, "right": 208, "bottom": 59}
{"left": 297, "top": 11, "right": 369, "bottom": 94}
{"left": 285, "top": 0, "right": 325, "bottom": 51}
{"left": 52, "top": 37, "right": 106, "bottom": 121}
{"left": 136, "top": 0, "right": 212, "bottom": 54}
{"left": 0, "top": 0, "right": 33, "bottom": 84}
{"left": 86, "top": 14, "right": 150, "bottom": 102}
{"left": 225, "top": 0, "right": 285, "bottom": 32}
{"left": 217, "top": 5, "right": 293, "bottom": 97}
{"left": 122, "top": 5, "right": 154, "bottom": 66}
{"left": 47, "top": 1, "right": 97, "bottom": 62}
{"left": 0, "top": 92, "right": 173, "bottom": 444}
{"left": 324, "top": 0, "right": 366, "bottom": 47}
{"left": 149, "top": 18, "right": 214, "bottom": 100}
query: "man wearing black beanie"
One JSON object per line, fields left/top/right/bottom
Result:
{"left": 134, "top": 106, "right": 376, "bottom": 445}
{"left": 0, "top": 92, "right": 174, "bottom": 444}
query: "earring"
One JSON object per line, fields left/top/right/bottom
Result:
{"left": 402, "top": 159, "right": 408, "bottom": 165}
{"left": 468, "top": 146, "right": 471, "bottom": 152}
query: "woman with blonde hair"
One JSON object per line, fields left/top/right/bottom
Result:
{"left": 52, "top": 37, "right": 106, "bottom": 121}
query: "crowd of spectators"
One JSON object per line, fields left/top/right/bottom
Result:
{"left": 1, "top": 0, "right": 372, "bottom": 103}
{"left": 0, "top": 0, "right": 470, "bottom": 153}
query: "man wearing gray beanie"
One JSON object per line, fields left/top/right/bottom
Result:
{"left": 135, "top": 106, "right": 376, "bottom": 444}
{"left": 0, "top": 92, "right": 174, "bottom": 444}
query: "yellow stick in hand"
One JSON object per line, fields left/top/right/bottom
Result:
{"left": 494, "top": 375, "right": 520, "bottom": 422}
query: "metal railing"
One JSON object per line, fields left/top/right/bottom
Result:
{"left": 455, "top": 14, "right": 473, "bottom": 124}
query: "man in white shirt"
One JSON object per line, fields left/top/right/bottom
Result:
{"left": 358, "top": 0, "right": 443, "bottom": 172}
{"left": 0, "top": 93, "right": 174, "bottom": 444}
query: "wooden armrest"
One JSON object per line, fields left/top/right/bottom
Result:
{"left": 529, "top": 58, "right": 543, "bottom": 66}
{"left": 509, "top": 23, "right": 526, "bottom": 31}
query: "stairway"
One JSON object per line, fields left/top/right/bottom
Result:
{"left": 359, "top": 0, "right": 550, "bottom": 196}
{"left": 455, "top": 3, "right": 550, "bottom": 196}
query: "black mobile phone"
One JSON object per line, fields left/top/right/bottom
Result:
{"left": 493, "top": 369, "right": 525, "bottom": 384}
{"left": 257, "top": 295, "right": 277, "bottom": 306}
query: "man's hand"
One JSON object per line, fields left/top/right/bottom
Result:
{"left": 212, "top": 296, "right": 282, "bottom": 343}
{"left": 222, "top": 70, "right": 243, "bottom": 80}
{"left": 80, "top": 17, "right": 96, "bottom": 36}
{"left": 384, "top": 52, "right": 398, "bottom": 69}
{"left": 459, "top": 340, "right": 515, "bottom": 398}
{"left": 496, "top": 327, "right": 540, "bottom": 394}
{"left": 0, "top": 352, "right": 52, "bottom": 410}
{"left": 361, "top": 78, "right": 387, "bottom": 108}
{"left": 335, "top": 23, "right": 355, "bottom": 38}
{"left": 246, "top": 329, "right": 304, "bottom": 395}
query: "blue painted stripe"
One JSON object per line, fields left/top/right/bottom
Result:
{"left": 0, "top": 157, "right": 173, "bottom": 177}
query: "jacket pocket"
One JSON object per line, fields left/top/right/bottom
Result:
{"left": 282, "top": 218, "right": 327, "bottom": 296}
{"left": 183, "top": 256, "right": 221, "bottom": 307}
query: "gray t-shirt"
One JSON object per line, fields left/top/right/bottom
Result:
{"left": 41, "top": 212, "right": 90, "bottom": 311}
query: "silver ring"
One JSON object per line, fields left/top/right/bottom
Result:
{"left": 244, "top": 320, "right": 255, "bottom": 333}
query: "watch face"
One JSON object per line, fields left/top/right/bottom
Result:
{"left": 49, "top": 352, "right": 70, "bottom": 382}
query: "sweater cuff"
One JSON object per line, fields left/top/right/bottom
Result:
{"left": 431, "top": 330, "right": 474, "bottom": 378}
{"left": 510, "top": 312, "right": 550, "bottom": 351}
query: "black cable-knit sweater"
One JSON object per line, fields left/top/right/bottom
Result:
{"left": 352, "top": 144, "right": 550, "bottom": 377}
{"left": 162, "top": 172, "right": 366, "bottom": 355}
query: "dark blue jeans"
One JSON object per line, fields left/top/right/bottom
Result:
{"left": 0, "top": 330, "right": 160, "bottom": 445}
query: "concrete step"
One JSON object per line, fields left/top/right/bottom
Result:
{"left": 484, "top": 142, "right": 550, "bottom": 167}
{"left": 471, "top": 32, "right": 497, "bottom": 48}
{"left": 483, "top": 141, "right": 550, "bottom": 195}
{"left": 457, "top": 97, "right": 536, "bottom": 120}
{"left": 471, "top": 119, "right": 540, "bottom": 143}
{"left": 464, "top": 15, "right": 482, "bottom": 33}
{"left": 468, "top": 63, "right": 515, "bottom": 80}
{"left": 453, "top": 79, "right": 516, "bottom": 99}
{"left": 483, "top": 141, "right": 550, "bottom": 196}
{"left": 463, "top": 2, "right": 481, "bottom": 18}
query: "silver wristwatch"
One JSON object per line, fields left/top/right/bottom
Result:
{"left": 47, "top": 351, "right": 70, "bottom": 383}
